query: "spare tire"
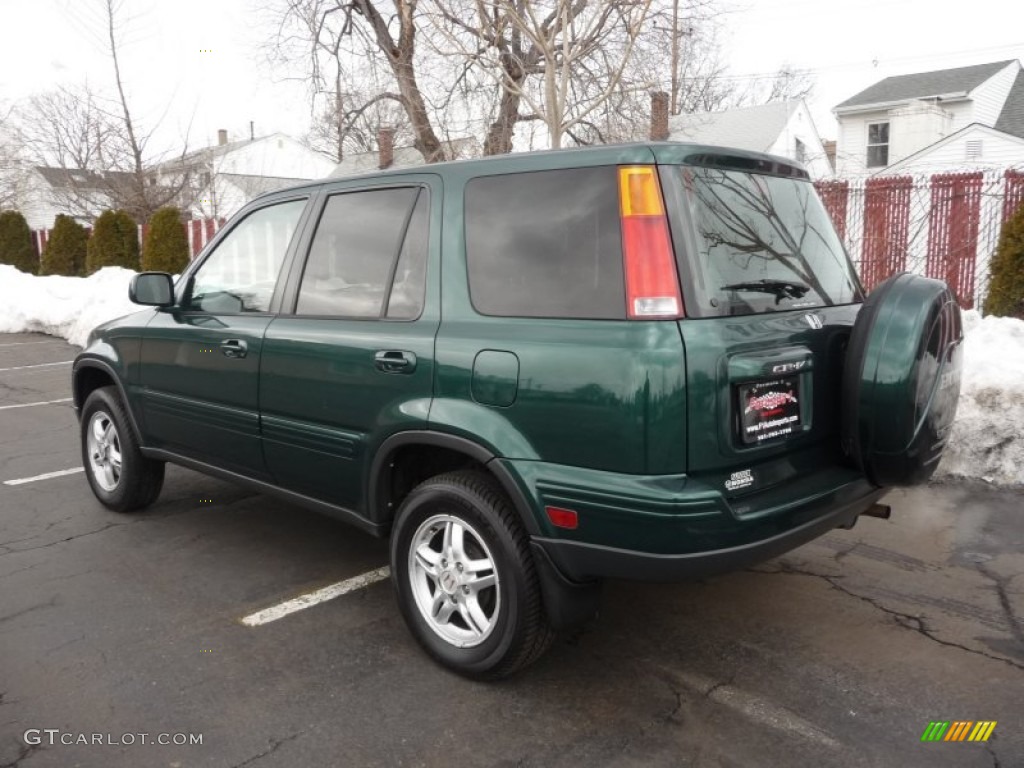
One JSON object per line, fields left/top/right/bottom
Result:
{"left": 842, "top": 272, "right": 964, "bottom": 487}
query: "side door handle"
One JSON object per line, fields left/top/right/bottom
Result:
{"left": 374, "top": 350, "right": 416, "bottom": 374}
{"left": 221, "top": 339, "right": 248, "bottom": 359}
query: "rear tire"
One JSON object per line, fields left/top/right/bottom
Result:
{"left": 81, "top": 386, "right": 164, "bottom": 513}
{"left": 390, "top": 470, "right": 555, "bottom": 679}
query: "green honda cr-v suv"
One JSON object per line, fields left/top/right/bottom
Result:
{"left": 72, "top": 142, "right": 963, "bottom": 678}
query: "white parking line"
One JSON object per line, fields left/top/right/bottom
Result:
{"left": 0, "top": 340, "right": 64, "bottom": 348}
{"left": 0, "top": 397, "right": 73, "bottom": 411}
{"left": 0, "top": 361, "right": 74, "bottom": 373}
{"left": 240, "top": 566, "right": 391, "bottom": 627}
{"left": 3, "top": 467, "right": 84, "bottom": 486}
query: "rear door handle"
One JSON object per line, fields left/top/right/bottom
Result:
{"left": 221, "top": 339, "right": 248, "bottom": 358}
{"left": 374, "top": 350, "right": 416, "bottom": 374}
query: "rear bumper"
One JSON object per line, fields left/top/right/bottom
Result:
{"left": 533, "top": 485, "right": 887, "bottom": 582}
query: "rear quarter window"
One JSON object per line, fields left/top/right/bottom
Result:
{"left": 465, "top": 167, "right": 625, "bottom": 319}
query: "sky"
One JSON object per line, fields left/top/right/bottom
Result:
{"left": 1, "top": 0, "right": 1023, "bottom": 156}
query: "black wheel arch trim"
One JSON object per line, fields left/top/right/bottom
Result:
{"left": 72, "top": 358, "right": 144, "bottom": 440}
{"left": 368, "top": 430, "right": 542, "bottom": 536}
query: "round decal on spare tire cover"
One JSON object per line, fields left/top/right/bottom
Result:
{"left": 841, "top": 272, "right": 964, "bottom": 487}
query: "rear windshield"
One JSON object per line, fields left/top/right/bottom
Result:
{"left": 673, "top": 167, "right": 862, "bottom": 317}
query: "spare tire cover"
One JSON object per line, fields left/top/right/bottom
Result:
{"left": 842, "top": 272, "right": 964, "bottom": 487}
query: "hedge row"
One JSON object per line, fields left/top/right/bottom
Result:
{"left": 0, "top": 206, "right": 190, "bottom": 276}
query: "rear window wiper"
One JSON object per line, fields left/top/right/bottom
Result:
{"left": 720, "top": 279, "right": 810, "bottom": 304}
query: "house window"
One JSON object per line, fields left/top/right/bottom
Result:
{"left": 866, "top": 122, "right": 889, "bottom": 168}
{"left": 794, "top": 138, "right": 807, "bottom": 163}
{"left": 965, "top": 139, "right": 983, "bottom": 160}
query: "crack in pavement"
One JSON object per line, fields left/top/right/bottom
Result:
{"left": 830, "top": 540, "right": 862, "bottom": 563}
{"left": 985, "top": 740, "right": 1002, "bottom": 768}
{"left": 0, "top": 522, "right": 135, "bottom": 556}
{"left": 0, "top": 597, "right": 58, "bottom": 625}
{"left": 652, "top": 676, "right": 685, "bottom": 726}
{"left": 231, "top": 732, "right": 302, "bottom": 768}
{"left": 0, "top": 744, "right": 42, "bottom": 768}
{"left": 975, "top": 563, "right": 1024, "bottom": 647}
{"left": 750, "top": 562, "right": 1024, "bottom": 672}
{"left": 703, "top": 678, "right": 733, "bottom": 700}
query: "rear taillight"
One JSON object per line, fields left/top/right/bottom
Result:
{"left": 618, "top": 166, "right": 683, "bottom": 319}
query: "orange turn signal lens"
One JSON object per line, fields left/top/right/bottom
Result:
{"left": 618, "top": 166, "right": 665, "bottom": 217}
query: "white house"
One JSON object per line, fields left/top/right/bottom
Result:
{"left": 833, "top": 60, "right": 1024, "bottom": 175}
{"left": 666, "top": 99, "right": 832, "bottom": 179}
{"left": 16, "top": 167, "right": 133, "bottom": 230}
{"left": 167, "top": 130, "right": 337, "bottom": 219}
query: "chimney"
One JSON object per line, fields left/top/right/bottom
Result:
{"left": 217, "top": 129, "right": 228, "bottom": 146}
{"left": 378, "top": 127, "right": 395, "bottom": 170}
{"left": 650, "top": 91, "right": 670, "bottom": 142}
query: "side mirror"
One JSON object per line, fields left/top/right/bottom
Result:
{"left": 129, "top": 272, "right": 175, "bottom": 307}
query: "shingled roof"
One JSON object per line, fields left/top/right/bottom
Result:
{"left": 34, "top": 166, "right": 136, "bottom": 190}
{"left": 995, "top": 70, "right": 1024, "bottom": 138}
{"left": 834, "top": 60, "right": 1015, "bottom": 110}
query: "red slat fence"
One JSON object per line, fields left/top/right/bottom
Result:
{"left": 860, "top": 176, "right": 913, "bottom": 291}
{"left": 926, "top": 172, "right": 983, "bottom": 309}
{"left": 814, "top": 180, "right": 850, "bottom": 241}
{"left": 815, "top": 167, "right": 1024, "bottom": 309}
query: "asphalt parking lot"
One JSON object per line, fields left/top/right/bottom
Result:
{"left": 0, "top": 330, "right": 1021, "bottom": 768}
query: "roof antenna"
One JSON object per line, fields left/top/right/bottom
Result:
{"left": 250, "top": 121, "right": 255, "bottom": 141}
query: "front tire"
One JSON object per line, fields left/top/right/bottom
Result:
{"left": 80, "top": 386, "right": 164, "bottom": 513}
{"left": 390, "top": 470, "right": 554, "bottom": 679}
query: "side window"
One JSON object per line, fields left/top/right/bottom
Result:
{"left": 386, "top": 192, "right": 429, "bottom": 319}
{"left": 297, "top": 187, "right": 421, "bottom": 318}
{"left": 465, "top": 167, "right": 625, "bottom": 319}
{"left": 186, "top": 199, "right": 306, "bottom": 313}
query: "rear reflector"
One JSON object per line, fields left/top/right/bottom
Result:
{"left": 545, "top": 506, "right": 579, "bottom": 530}
{"left": 618, "top": 166, "right": 683, "bottom": 319}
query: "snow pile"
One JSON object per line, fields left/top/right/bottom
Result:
{"left": 0, "top": 265, "right": 139, "bottom": 348}
{"left": 935, "top": 310, "right": 1024, "bottom": 486}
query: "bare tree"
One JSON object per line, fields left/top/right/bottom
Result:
{"left": 270, "top": 0, "right": 464, "bottom": 163}
{"left": 14, "top": 84, "right": 130, "bottom": 220}
{"left": 15, "top": 1, "right": 195, "bottom": 222}
{"left": 18, "top": 86, "right": 118, "bottom": 172}
{"left": 270, "top": 0, "right": 744, "bottom": 158}
{"left": 429, "top": 0, "right": 654, "bottom": 150}
{"left": 559, "top": 0, "right": 737, "bottom": 144}
{"left": 760, "top": 65, "right": 815, "bottom": 103}
{"left": 734, "top": 64, "right": 815, "bottom": 107}
{"left": 646, "top": 0, "right": 731, "bottom": 115}
{"left": 305, "top": 83, "right": 413, "bottom": 160}
{"left": 0, "top": 103, "right": 29, "bottom": 210}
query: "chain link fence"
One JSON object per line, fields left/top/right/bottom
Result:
{"left": 816, "top": 168, "right": 1024, "bottom": 309}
